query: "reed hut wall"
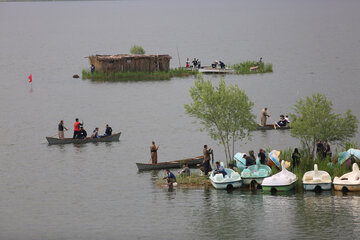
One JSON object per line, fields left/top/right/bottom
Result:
{"left": 88, "top": 54, "right": 171, "bottom": 73}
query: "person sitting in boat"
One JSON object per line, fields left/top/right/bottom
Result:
{"left": 285, "top": 115, "right": 290, "bottom": 123}
{"left": 103, "top": 124, "right": 112, "bottom": 137}
{"left": 219, "top": 61, "right": 225, "bottom": 69}
{"left": 214, "top": 161, "right": 227, "bottom": 177}
{"left": 179, "top": 164, "right": 190, "bottom": 177}
{"left": 91, "top": 127, "right": 99, "bottom": 138}
{"left": 163, "top": 169, "right": 176, "bottom": 186}
{"left": 243, "top": 154, "right": 253, "bottom": 167}
{"left": 77, "top": 126, "right": 87, "bottom": 139}
{"left": 277, "top": 115, "right": 288, "bottom": 127}
{"left": 197, "top": 59, "right": 201, "bottom": 69}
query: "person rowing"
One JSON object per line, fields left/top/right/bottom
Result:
{"left": 260, "top": 107, "right": 270, "bottom": 126}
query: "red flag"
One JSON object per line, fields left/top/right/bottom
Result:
{"left": 28, "top": 74, "right": 32, "bottom": 83}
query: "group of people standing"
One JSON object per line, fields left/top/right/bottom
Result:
{"left": 186, "top": 58, "right": 201, "bottom": 69}
{"left": 57, "top": 119, "right": 112, "bottom": 139}
{"left": 316, "top": 141, "right": 332, "bottom": 159}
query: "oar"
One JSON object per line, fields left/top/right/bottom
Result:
{"left": 268, "top": 116, "right": 277, "bottom": 129}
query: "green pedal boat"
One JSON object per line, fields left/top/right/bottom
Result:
{"left": 262, "top": 160, "right": 297, "bottom": 192}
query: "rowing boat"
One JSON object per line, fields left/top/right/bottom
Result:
{"left": 46, "top": 132, "right": 121, "bottom": 145}
{"left": 136, "top": 156, "right": 204, "bottom": 171}
{"left": 198, "top": 67, "right": 235, "bottom": 74}
{"left": 257, "top": 124, "right": 290, "bottom": 130}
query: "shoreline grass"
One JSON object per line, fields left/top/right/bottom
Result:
{"left": 155, "top": 173, "right": 211, "bottom": 188}
{"left": 230, "top": 61, "right": 273, "bottom": 74}
{"left": 82, "top": 68, "right": 196, "bottom": 82}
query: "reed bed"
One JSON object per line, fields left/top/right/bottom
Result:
{"left": 231, "top": 61, "right": 273, "bottom": 74}
{"left": 82, "top": 68, "right": 196, "bottom": 82}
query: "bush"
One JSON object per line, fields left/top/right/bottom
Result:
{"left": 130, "top": 45, "right": 145, "bottom": 54}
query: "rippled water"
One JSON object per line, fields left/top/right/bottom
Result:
{"left": 1, "top": 0, "right": 360, "bottom": 239}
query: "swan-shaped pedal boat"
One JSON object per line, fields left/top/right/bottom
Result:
{"left": 302, "top": 164, "right": 331, "bottom": 191}
{"left": 333, "top": 163, "right": 360, "bottom": 191}
{"left": 262, "top": 160, "right": 297, "bottom": 192}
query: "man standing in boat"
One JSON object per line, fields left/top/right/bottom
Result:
{"left": 73, "top": 118, "right": 83, "bottom": 139}
{"left": 150, "top": 141, "right": 159, "bottom": 164}
{"left": 58, "top": 120, "right": 68, "bottom": 139}
{"left": 260, "top": 107, "right": 270, "bottom": 126}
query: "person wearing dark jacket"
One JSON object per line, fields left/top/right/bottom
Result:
{"left": 199, "top": 145, "right": 213, "bottom": 175}
{"left": 78, "top": 126, "right": 87, "bottom": 139}
{"left": 163, "top": 169, "right": 176, "bottom": 186}
{"left": 292, "top": 148, "right": 301, "bottom": 172}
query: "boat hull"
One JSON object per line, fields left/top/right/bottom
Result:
{"left": 136, "top": 156, "right": 203, "bottom": 171}
{"left": 257, "top": 124, "right": 290, "bottom": 130}
{"left": 303, "top": 183, "right": 332, "bottom": 191}
{"left": 242, "top": 177, "right": 266, "bottom": 185}
{"left": 46, "top": 132, "right": 121, "bottom": 145}
{"left": 198, "top": 67, "right": 234, "bottom": 74}
{"left": 262, "top": 181, "right": 297, "bottom": 192}
{"left": 210, "top": 180, "right": 242, "bottom": 189}
{"left": 333, "top": 184, "right": 360, "bottom": 191}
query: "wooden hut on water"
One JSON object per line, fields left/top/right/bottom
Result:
{"left": 88, "top": 54, "right": 172, "bottom": 73}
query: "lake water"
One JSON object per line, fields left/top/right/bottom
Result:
{"left": 1, "top": 0, "right": 360, "bottom": 239}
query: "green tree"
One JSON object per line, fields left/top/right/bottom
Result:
{"left": 290, "top": 93, "right": 358, "bottom": 159}
{"left": 184, "top": 75, "right": 257, "bottom": 166}
{"left": 130, "top": 45, "right": 145, "bottom": 54}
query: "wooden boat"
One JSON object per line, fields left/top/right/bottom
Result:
{"left": 262, "top": 160, "right": 297, "bottom": 192}
{"left": 257, "top": 124, "right": 290, "bottom": 130}
{"left": 198, "top": 66, "right": 235, "bottom": 74}
{"left": 136, "top": 156, "right": 203, "bottom": 171}
{"left": 333, "top": 163, "right": 360, "bottom": 191}
{"left": 303, "top": 164, "right": 332, "bottom": 191}
{"left": 209, "top": 163, "right": 242, "bottom": 189}
{"left": 46, "top": 132, "right": 121, "bottom": 145}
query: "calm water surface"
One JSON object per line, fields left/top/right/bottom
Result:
{"left": 0, "top": 0, "right": 360, "bottom": 239}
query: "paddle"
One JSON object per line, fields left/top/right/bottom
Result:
{"left": 268, "top": 116, "right": 278, "bottom": 129}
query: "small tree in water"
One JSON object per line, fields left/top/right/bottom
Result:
{"left": 290, "top": 93, "right": 358, "bottom": 159}
{"left": 184, "top": 75, "right": 257, "bottom": 166}
{"left": 130, "top": 45, "right": 145, "bottom": 54}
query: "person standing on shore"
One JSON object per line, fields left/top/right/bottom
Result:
{"left": 150, "top": 141, "right": 159, "bottom": 164}
{"left": 261, "top": 107, "right": 270, "bottom": 126}
{"left": 200, "top": 145, "right": 213, "bottom": 175}
{"left": 58, "top": 120, "right": 68, "bottom": 139}
{"left": 292, "top": 148, "right": 301, "bottom": 172}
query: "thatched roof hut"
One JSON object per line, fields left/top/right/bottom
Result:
{"left": 88, "top": 54, "right": 172, "bottom": 73}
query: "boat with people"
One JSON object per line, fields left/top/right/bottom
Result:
{"left": 209, "top": 162, "right": 242, "bottom": 189}
{"left": 257, "top": 124, "right": 290, "bottom": 130}
{"left": 262, "top": 160, "right": 297, "bottom": 192}
{"left": 46, "top": 132, "right": 121, "bottom": 145}
{"left": 333, "top": 163, "right": 360, "bottom": 191}
{"left": 198, "top": 67, "right": 235, "bottom": 74}
{"left": 302, "top": 164, "right": 332, "bottom": 191}
{"left": 241, "top": 160, "right": 272, "bottom": 185}
{"left": 136, "top": 156, "right": 203, "bottom": 171}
